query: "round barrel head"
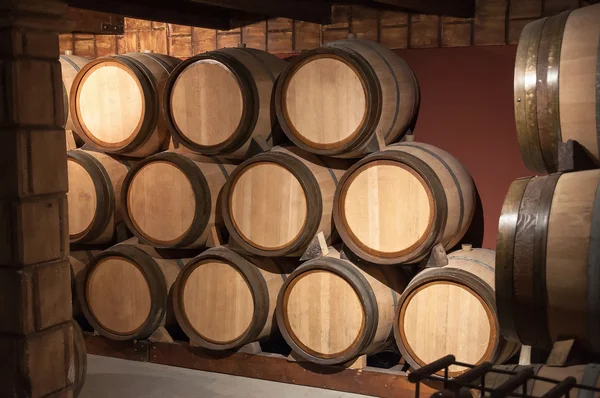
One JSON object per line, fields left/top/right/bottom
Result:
{"left": 76, "top": 62, "right": 144, "bottom": 146}
{"left": 399, "top": 281, "right": 494, "bottom": 375}
{"left": 283, "top": 270, "right": 365, "bottom": 358}
{"left": 127, "top": 160, "right": 197, "bottom": 245}
{"left": 170, "top": 60, "right": 244, "bottom": 148}
{"left": 181, "top": 259, "right": 255, "bottom": 344}
{"left": 340, "top": 160, "right": 434, "bottom": 256}
{"left": 86, "top": 256, "right": 151, "bottom": 335}
{"left": 282, "top": 55, "right": 367, "bottom": 147}
{"left": 67, "top": 158, "right": 97, "bottom": 239}
{"left": 229, "top": 161, "right": 308, "bottom": 251}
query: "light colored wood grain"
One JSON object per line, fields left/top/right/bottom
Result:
{"left": 78, "top": 63, "right": 143, "bottom": 144}
{"left": 128, "top": 161, "right": 196, "bottom": 243}
{"left": 403, "top": 282, "right": 491, "bottom": 373}
{"left": 559, "top": 4, "right": 600, "bottom": 158}
{"left": 230, "top": 162, "right": 308, "bottom": 250}
{"left": 342, "top": 161, "right": 432, "bottom": 253}
{"left": 170, "top": 60, "right": 244, "bottom": 147}
{"left": 86, "top": 256, "right": 151, "bottom": 335}
{"left": 398, "top": 248, "right": 513, "bottom": 375}
{"left": 546, "top": 170, "right": 600, "bottom": 343}
{"left": 60, "top": 55, "right": 89, "bottom": 131}
{"left": 182, "top": 260, "right": 254, "bottom": 343}
{"left": 285, "top": 56, "right": 367, "bottom": 145}
{"left": 67, "top": 159, "right": 96, "bottom": 237}
{"left": 286, "top": 270, "right": 364, "bottom": 356}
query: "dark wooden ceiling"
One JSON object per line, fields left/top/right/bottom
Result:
{"left": 67, "top": 0, "right": 476, "bottom": 31}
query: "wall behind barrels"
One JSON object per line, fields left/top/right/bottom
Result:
{"left": 59, "top": 0, "right": 592, "bottom": 57}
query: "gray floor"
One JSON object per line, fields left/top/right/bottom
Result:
{"left": 81, "top": 355, "right": 373, "bottom": 398}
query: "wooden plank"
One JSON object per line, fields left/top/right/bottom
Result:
{"left": 268, "top": 30, "right": 292, "bottom": 53}
{"left": 350, "top": 5, "right": 378, "bottom": 41}
{"left": 380, "top": 26, "right": 408, "bottom": 49}
{"left": 410, "top": 14, "right": 440, "bottom": 48}
{"left": 380, "top": 10, "right": 408, "bottom": 27}
{"left": 509, "top": 0, "right": 542, "bottom": 19}
{"left": 95, "top": 34, "right": 117, "bottom": 56}
{"left": 322, "top": 28, "right": 350, "bottom": 44}
{"left": 73, "top": 34, "right": 95, "bottom": 57}
{"left": 125, "top": 17, "right": 151, "bottom": 31}
{"left": 116, "top": 35, "right": 126, "bottom": 54}
{"left": 294, "top": 21, "right": 320, "bottom": 51}
{"left": 139, "top": 29, "right": 167, "bottom": 54}
{"left": 268, "top": 17, "right": 293, "bottom": 31}
{"left": 189, "top": 0, "right": 332, "bottom": 24}
{"left": 169, "top": 23, "right": 192, "bottom": 35}
{"left": 64, "top": 7, "right": 124, "bottom": 34}
{"left": 372, "top": 0, "right": 475, "bottom": 18}
{"left": 442, "top": 21, "right": 472, "bottom": 47}
{"left": 169, "top": 34, "right": 192, "bottom": 57}
{"left": 59, "top": 34, "right": 74, "bottom": 54}
{"left": 124, "top": 31, "right": 138, "bottom": 52}
{"left": 84, "top": 335, "right": 149, "bottom": 362}
{"left": 324, "top": 5, "right": 350, "bottom": 29}
{"left": 243, "top": 20, "right": 267, "bottom": 50}
{"left": 192, "top": 27, "right": 217, "bottom": 53}
{"left": 474, "top": 0, "right": 507, "bottom": 45}
{"left": 217, "top": 32, "right": 241, "bottom": 49}
{"left": 152, "top": 21, "right": 166, "bottom": 29}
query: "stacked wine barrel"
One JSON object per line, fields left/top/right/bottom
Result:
{"left": 61, "top": 36, "right": 536, "bottom": 378}
{"left": 495, "top": 2, "right": 600, "bottom": 358}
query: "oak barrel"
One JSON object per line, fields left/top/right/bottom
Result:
{"left": 514, "top": 4, "right": 600, "bottom": 173}
{"left": 275, "top": 39, "right": 419, "bottom": 157}
{"left": 173, "top": 246, "right": 293, "bottom": 350}
{"left": 333, "top": 141, "right": 475, "bottom": 265}
{"left": 70, "top": 53, "right": 180, "bottom": 157}
{"left": 394, "top": 247, "right": 519, "bottom": 377}
{"left": 483, "top": 364, "right": 600, "bottom": 397}
{"left": 60, "top": 52, "right": 89, "bottom": 135}
{"left": 69, "top": 250, "right": 100, "bottom": 319}
{"left": 121, "top": 151, "right": 237, "bottom": 248}
{"left": 67, "top": 149, "right": 130, "bottom": 244}
{"left": 77, "top": 242, "right": 187, "bottom": 340}
{"left": 276, "top": 249, "right": 408, "bottom": 365}
{"left": 164, "top": 48, "right": 287, "bottom": 158}
{"left": 72, "top": 321, "right": 87, "bottom": 398}
{"left": 222, "top": 146, "right": 348, "bottom": 257}
{"left": 496, "top": 170, "right": 600, "bottom": 353}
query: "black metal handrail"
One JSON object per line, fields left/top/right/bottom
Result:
{"left": 407, "top": 355, "right": 600, "bottom": 398}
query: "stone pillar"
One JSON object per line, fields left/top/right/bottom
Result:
{"left": 0, "top": 1, "right": 73, "bottom": 397}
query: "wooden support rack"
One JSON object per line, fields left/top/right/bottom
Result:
{"left": 85, "top": 335, "right": 434, "bottom": 398}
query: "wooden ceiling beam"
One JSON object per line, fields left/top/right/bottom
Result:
{"left": 67, "top": 0, "right": 235, "bottom": 30}
{"left": 370, "top": 0, "right": 476, "bottom": 18}
{"left": 188, "top": 0, "right": 333, "bottom": 24}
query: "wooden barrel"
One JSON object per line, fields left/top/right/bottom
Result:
{"left": 333, "top": 141, "right": 475, "bottom": 265}
{"left": 222, "top": 146, "right": 348, "bottom": 257}
{"left": 71, "top": 321, "right": 87, "bottom": 398}
{"left": 77, "top": 242, "right": 187, "bottom": 340}
{"left": 67, "top": 149, "right": 130, "bottom": 244}
{"left": 121, "top": 151, "right": 237, "bottom": 248}
{"left": 276, "top": 249, "right": 408, "bottom": 365}
{"left": 69, "top": 250, "right": 101, "bottom": 319}
{"left": 164, "top": 48, "right": 287, "bottom": 158}
{"left": 496, "top": 170, "right": 600, "bottom": 353}
{"left": 394, "top": 247, "right": 519, "bottom": 377}
{"left": 275, "top": 39, "right": 419, "bottom": 158}
{"left": 60, "top": 52, "right": 89, "bottom": 135}
{"left": 483, "top": 364, "right": 600, "bottom": 397}
{"left": 173, "top": 246, "right": 293, "bottom": 350}
{"left": 70, "top": 53, "right": 180, "bottom": 157}
{"left": 514, "top": 4, "right": 600, "bottom": 174}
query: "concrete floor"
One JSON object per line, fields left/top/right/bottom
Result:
{"left": 81, "top": 355, "right": 373, "bottom": 398}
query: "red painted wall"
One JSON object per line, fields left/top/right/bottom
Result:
{"left": 395, "top": 45, "right": 530, "bottom": 249}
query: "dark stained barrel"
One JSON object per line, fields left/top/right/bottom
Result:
{"left": 496, "top": 170, "right": 600, "bottom": 354}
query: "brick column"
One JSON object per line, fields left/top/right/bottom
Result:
{"left": 0, "top": 0, "right": 73, "bottom": 397}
